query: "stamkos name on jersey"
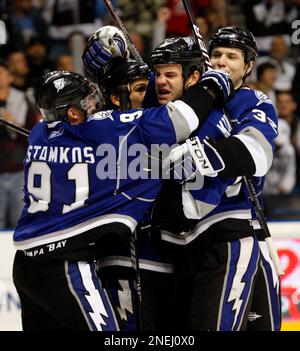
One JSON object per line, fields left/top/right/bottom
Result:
{"left": 25, "top": 145, "right": 95, "bottom": 164}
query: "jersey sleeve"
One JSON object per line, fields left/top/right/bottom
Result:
{"left": 217, "top": 89, "right": 278, "bottom": 177}
{"left": 139, "top": 101, "right": 199, "bottom": 146}
{"left": 82, "top": 103, "right": 199, "bottom": 148}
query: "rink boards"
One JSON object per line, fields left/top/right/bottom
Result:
{"left": 1, "top": 222, "right": 300, "bottom": 331}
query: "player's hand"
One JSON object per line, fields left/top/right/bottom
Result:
{"left": 198, "top": 69, "right": 234, "bottom": 104}
{"left": 82, "top": 25, "right": 129, "bottom": 77}
{"left": 164, "top": 136, "right": 225, "bottom": 178}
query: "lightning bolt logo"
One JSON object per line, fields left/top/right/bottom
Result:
{"left": 227, "top": 275, "right": 245, "bottom": 329}
{"left": 85, "top": 290, "right": 109, "bottom": 329}
{"left": 78, "top": 262, "right": 109, "bottom": 330}
{"left": 117, "top": 279, "right": 134, "bottom": 321}
{"left": 227, "top": 238, "right": 254, "bottom": 329}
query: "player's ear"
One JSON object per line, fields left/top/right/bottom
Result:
{"left": 110, "top": 93, "right": 120, "bottom": 107}
{"left": 67, "top": 106, "right": 85, "bottom": 125}
{"left": 185, "top": 70, "right": 200, "bottom": 89}
{"left": 245, "top": 61, "right": 254, "bottom": 76}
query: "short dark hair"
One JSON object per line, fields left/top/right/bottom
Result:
{"left": 0, "top": 58, "right": 9, "bottom": 70}
{"left": 256, "top": 61, "right": 276, "bottom": 81}
{"left": 275, "top": 90, "right": 296, "bottom": 101}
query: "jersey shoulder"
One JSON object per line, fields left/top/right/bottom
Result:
{"left": 226, "top": 87, "right": 276, "bottom": 118}
{"left": 29, "top": 120, "right": 47, "bottom": 144}
{"left": 235, "top": 87, "right": 275, "bottom": 108}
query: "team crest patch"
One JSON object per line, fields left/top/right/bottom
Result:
{"left": 87, "top": 110, "right": 114, "bottom": 122}
{"left": 49, "top": 127, "right": 64, "bottom": 139}
{"left": 254, "top": 90, "right": 273, "bottom": 106}
{"left": 54, "top": 78, "right": 66, "bottom": 92}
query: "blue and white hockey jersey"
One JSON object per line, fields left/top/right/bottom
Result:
{"left": 13, "top": 101, "right": 199, "bottom": 251}
{"left": 160, "top": 88, "right": 278, "bottom": 245}
{"left": 97, "top": 88, "right": 278, "bottom": 272}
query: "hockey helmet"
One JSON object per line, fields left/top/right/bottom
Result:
{"left": 37, "top": 71, "right": 103, "bottom": 122}
{"left": 208, "top": 27, "right": 258, "bottom": 63}
{"left": 98, "top": 58, "right": 149, "bottom": 90}
{"left": 149, "top": 37, "right": 204, "bottom": 78}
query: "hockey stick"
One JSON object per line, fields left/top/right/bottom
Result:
{"left": 130, "top": 229, "right": 143, "bottom": 330}
{"left": 182, "top": 0, "right": 212, "bottom": 71}
{"left": 103, "top": 0, "right": 145, "bottom": 66}
{"left": 0, "top": 117, "right": 30, "bottom": 137}
{"left": 182, "top": 0, "right": 284, "bottom": 276}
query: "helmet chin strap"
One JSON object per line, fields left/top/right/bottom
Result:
{"left": 119, "top": 84, "right": 131, "bottom": 111}
{"left": 237, "top": 62, "right": 252, "bottom": 90}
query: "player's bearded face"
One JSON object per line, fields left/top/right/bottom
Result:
{"left": 210, "top": 47, "right": 252, "bottom": 89}
{"left": 154, "top": 64, "right": 184, "bottom": 105}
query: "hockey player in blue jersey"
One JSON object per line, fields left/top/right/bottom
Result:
{"left": 82, "top": 23, "right": 281, "bottom": 331}
{"left": 81, "top": 26, "right": 235, "bottom": 331}
{"left": 154, "top": 27, "right": 281, "bottom": 331}
{"left": 12, "top": 58, "right": 233, "bottom": 330}
{"left": 85, "top": 54, "right": 152, "bottom": 331}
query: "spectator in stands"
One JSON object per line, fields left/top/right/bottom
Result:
{"left": 242, "top": 0, "right": 298, "bottom": 54}
{"left": 276, "top": 90, "right": 299, "bottom": 143}
{"left": 129, "top": 31, "right": 146, "bottom": 57}
{"left": 6, "top": 49, "right": 38, "bottom": 104}
{"left": 292, "top": 58, "right": 300, "bottom": 116}
{"left": 202, "top": 1, "right": 228, "bottom": 31}
{"left": 42, "top": 0, "right": 114, "bottom": 61}
{"left": 6, "top": 50, "right": 30, "bottom": 92}
{"left": 152, "top": 6, "right": 172, "bottom": 50}
{"left": 255, "top": 61, "right": 277, "bottom": 105}
{"left": 164, "top": 0, "right": 228, "bottom": 38}
{"left": 264, "top": 118, "right": 296, "bottom": 195}
{"left": 250, "top": 36, "right": 296, "bottom": 92}
{"left": 6, "top": 0, "right": 48, "bottom": 50}
{"left": 25, "top": 36, "right": 54, "bottom": 92}
{"left": 118, "top": 0, "right": 165, "bottom": 54}
{"left": 164, "top": 0, "right": 191, "bottom": 37}
{"left": 0, "top": 59, "right": 38, "bottom": 229}
{"left": 195, "top": 15, "right": 211, "bottom": 49}
{"left": 270, "top": 36, "right": 296, "bottom": 91}
{"left": 151, "top": 0, "right": 227, "bottom": 52}
{"left": 56, "top": 54, "right": 75, "bottom": 72}
{"left": 276, "top": 90, "right": 300, "bottom": 190}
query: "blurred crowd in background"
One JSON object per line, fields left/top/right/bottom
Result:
{"left": 0, "top": 0, "right": 300, "bottom": 228}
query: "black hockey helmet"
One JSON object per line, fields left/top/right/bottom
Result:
{"left": 149, "top": 37, "right": 204, "bottom": 78}
{"left": 97, "top": 58, "right": 150, "bottom": 109}
{"left": 98, "top": 58, "right": 150, "bottom": 91}
{"left": 37, "top": 71, "right": 103, "bottom": 122}
{"left": 208, "top": 27, "right": 258, "bottom": 63}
